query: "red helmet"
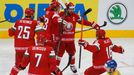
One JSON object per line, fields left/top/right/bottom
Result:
{"left": 25, "top": 8, "right": 35, "bottom": 16}
{"left": 66, "top": 2, "right": 75, "bottom": 9}
{"left": 96, "top": 29, "right": 105, "bottom": 39}
{"left": 50, "top": 1, "right": 60, "bottom": 9}
{"left": 37, "top": 34, "right": 46, "bottom": 45}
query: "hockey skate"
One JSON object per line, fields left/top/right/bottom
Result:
{"left": 70, "top": 65, "right": 77, "bottom": 73}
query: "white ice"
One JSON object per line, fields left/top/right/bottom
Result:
{"left": 0, "top": 38, "right": 134, "bottom": 75}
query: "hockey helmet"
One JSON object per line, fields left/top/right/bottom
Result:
{"left": 50, "top": 1, "right": 61, "bottom": 9}
{"left": 25, "top": 8, "right": 35, "bottom": 16}
{"left": 37, "top": 34, "right": 46, "bottom": 45}
{"left": 96, "top": 29, "right": 106, "bottom": 39}
{"left": 66, "top": 2, "right": 75, "bottom": 9}
{"left": 106, "top": 60, "right": 117, "bottom": 69}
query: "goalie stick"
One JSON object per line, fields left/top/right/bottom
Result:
{"left": 75, "top": 21, "right": 107, "bottom": 33}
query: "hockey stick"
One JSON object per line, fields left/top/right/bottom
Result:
{"left": 0, "top": 18, "right": 13, "bottom": 23}
{"left": 75, "top": 21, "right": 107, "bottom": 33}
{"left": 66, "top": 0, "right": 69, "bottom": 4}
{"left": 79, "top": 8, "right": 92, "bottom": 69}
{"left": 61, "top": 54, "right": 72, "bottom": 72}
{"left": 0, "top": 19, "right": 7, "bottom": 23}
{"left": 58, "top": 0, "right": 67, "bottom": 9}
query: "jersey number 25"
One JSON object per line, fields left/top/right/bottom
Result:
{"left": 18, "top": 26, "right": 30, "bottom": 39}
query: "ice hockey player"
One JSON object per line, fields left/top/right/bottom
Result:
{"left": 105, "top": 60, "right": 121, "bottom": 75}
{"left": 19, "top": 34, "right": 62, "bottom": 75}
{"left": 78, "top": 29, "right": 124, "bottom": 75}
{"left": 38, "top": 1, "right": 67, "bottom": 52}
{"left": 56, "top": 2, "right": 100, "bottom": 73}
{"left": 8, "top": 8, "right": 43, "bottom": 75}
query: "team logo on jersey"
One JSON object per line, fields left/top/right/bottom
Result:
{"left": 107, "top": 3, "right": 127, "bottom": 24}
{"left": 64, "top": 22, "right": 73, "bottom": 31}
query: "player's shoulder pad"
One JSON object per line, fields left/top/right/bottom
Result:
{"left": 93, "top": 39, "right": 99, "bottom": 44}
{"left": 52, "top": 13, "right": 60, "bottom": 19}
{"left": 17, "top": 19, "right": 22, "bottom": 23}
{"left": 32, "top": 20, "right": 38, "bottom": 23}
{"left": 45, "top": 46, "right": 55, "bottom": 57}
{"left": 105, "top": 37, "right": 112, "bottom": 43}
{"left": 49, "top": 11, "right": 55, "bottom": 15}
{"left": 93, "top": 40, "right": 100, "bottom": 50}
{"left": 45, "top": 46, "right": 53, "bottom": 51}
{"left": 28, "top": 46, "right": 34, "bottom": 51}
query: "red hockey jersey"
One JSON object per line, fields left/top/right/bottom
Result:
{"left": 8, "top": 18, "right": 42, "bottom": 48}
{"left": 59, "top": 12, "right": 92, "bottom": 42}
{"left": 21, "top": 45, "right": 56, "bottom": 75}
{"left": 84, "top": 37, "right": 123, "bottom": 66}
{"left": 43, "top": 10, "right": 61, "bottom": 41}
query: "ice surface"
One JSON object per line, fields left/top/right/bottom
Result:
{"left": 0, "top": 38, "right": 134, "bottom": 75}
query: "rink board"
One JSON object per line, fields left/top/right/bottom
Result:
{"left": 1, "top": 30, "right": 134, "bottom": 38}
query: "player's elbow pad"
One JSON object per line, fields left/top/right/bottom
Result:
{"left": 84, "top": 45, "right": 99, "bottom": 52}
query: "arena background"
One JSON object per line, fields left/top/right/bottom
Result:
{"left": 0, "top": 0, "right": 134, "bottom": 38}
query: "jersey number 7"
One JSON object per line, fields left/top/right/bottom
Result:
{"left": 35, "top": 53, "right": 42, "bottom": 67}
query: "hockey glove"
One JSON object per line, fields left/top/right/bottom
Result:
{"left": 8, "top": 28, "right": 15, "bottom": 37}
{"left": 91, "top": 22, "right": 100, "bottom": 30}
{"left": 78, "top": 39, "right": 89, "bottom": 48}
{"left": 37, "top": 16, "right": 45, "bottom": 22}
{"left": 118, "top": 46, "right": 124, "bottom": 54}
{"left": 112, "top": 45, "right": 124, "bottom": 54}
